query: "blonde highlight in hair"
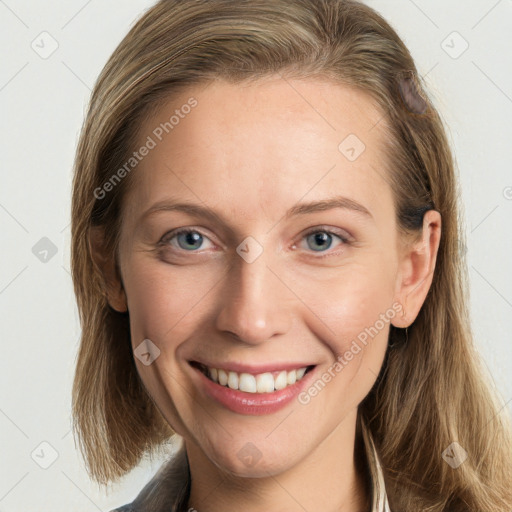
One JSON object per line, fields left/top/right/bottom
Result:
{"left": 70, "top": 1, "right": 512, "bottom": 509}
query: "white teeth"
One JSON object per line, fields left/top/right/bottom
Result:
{"left": 296, "top": 367, "right": 306, "bottom": 379}
{"left": 208, "top": 367, "right": 218, "bottom": 382}
{"left": 239, "top": 373, "right": 257, "bottom": 393}
{"left": 218, "top": 369, "right": 228, "bottom": 386}
{"left": 287, "top": 369, "right": 297, "bottom": 385}
{"left": 256, "top": 372, "right": 274, "bottom": 393}
{"left": 203, "top": 364, "right": 311, "bottom": 393}
{"left": 274, "top": 370, "right": 288, "bottom": 390}
{"left": 227, "top": 371, "right": 239, "bottom": 390}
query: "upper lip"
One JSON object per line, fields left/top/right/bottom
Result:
{"left": 189, "top": 359, "right": 316, "bottom": 374}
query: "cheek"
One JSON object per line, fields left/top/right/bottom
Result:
{"left": 123, "top": 259, "right": 217, "bottom": 345}
{"left": 301, "top": 296, "right": 390, "bottom": 414}
{"left": 122, "top": 259, "right": 218, "bottom": 433}
{"left": 299, "top": 258, "right": 395, "bottom": 343}
{"left": 295, "top": 261, "right": 394, "bottom": 394}
{"left": 328, "top": 289, "right": 391, "bottom": 379}
{"left": 334, "top": 279, "right": 393, "bottom": 342}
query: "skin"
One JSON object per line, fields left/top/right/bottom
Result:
{"left": 90, "top": 76, "right": 441, "bottom": 512}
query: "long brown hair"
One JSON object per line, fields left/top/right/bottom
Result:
{"left": 70, "top": 1, "right": 512, "bottom": 509}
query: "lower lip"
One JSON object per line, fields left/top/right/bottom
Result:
{"left": 190, "top": 364, "right": 317, "bottom": 415}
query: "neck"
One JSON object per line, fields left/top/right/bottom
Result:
{"left": 184, "top": 409, "right": 371, "bottom": 512}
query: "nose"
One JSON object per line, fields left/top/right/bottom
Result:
{"left": 215, "top": 246, "right": 292, "bottom": 345}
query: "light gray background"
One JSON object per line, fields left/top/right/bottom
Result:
{"left": 0, "top": 1, "right": 511, "bottom": 510}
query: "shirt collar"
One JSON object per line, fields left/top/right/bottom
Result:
{"left": 115, "top": 419, "right": 390, "bottom": 512}
{"left": 360, "top": 417, "right": 391, "bottom": 512}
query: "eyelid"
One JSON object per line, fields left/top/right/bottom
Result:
{"left": 300, "top": 225, "right": 352, "bottom": 242}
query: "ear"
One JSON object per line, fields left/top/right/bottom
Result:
{"left": 89, "top": 225, "right": 128, "bottom": 313}
{"left": 391, "top": 210, "right": 441, "bottom": 328}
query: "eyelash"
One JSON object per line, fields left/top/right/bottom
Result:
{"left": 159, "top": 226, "right": 351, "bottom": 258}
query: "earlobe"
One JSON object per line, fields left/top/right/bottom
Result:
{"left": 89, "top": 225, "right": 128, "bottom": 313}
{"left": 391, "top": 210, "right": 442, "bottom": 328}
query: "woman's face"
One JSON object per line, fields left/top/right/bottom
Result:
{"left": 115, "top": 77, "right": 409, "bottom": 476}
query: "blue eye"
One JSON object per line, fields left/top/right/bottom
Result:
{"left": 300, "top": 228, "right": 349, "bottom": 253}
{"left": 162, "top": 228, "right": 214, "bottom": 251}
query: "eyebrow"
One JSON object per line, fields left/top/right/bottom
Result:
{"left": 140, "top": 195, "right": 373, "bottom": 226}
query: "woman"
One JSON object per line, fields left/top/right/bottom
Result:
{"left": 70, "top": 1, "right": 512, "bottom": 511}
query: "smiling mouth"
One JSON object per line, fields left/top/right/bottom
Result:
{"left": 190, "top": 361, "right": 316, "bottom": 394}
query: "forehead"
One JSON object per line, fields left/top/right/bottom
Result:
{"left": 122, "top": 77, "right": 393, "bottom": 229}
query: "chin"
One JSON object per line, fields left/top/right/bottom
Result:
{"left": 209, "top": 446, "right": 295, "bottom": 478}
